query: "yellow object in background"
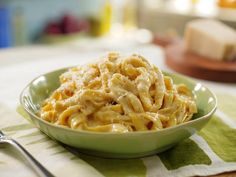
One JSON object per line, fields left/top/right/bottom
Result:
{"left": 123, "top": 0, "right": 137, "bottom": 30}
{"left": 89, "top": 0, "right": 112, "bottom": 36}
{"left": 218, "top": 0, "right": 236, "bottom": 8}
{"left": 101, "top": 0, "right": 112, "bottom": 34}
{"left": 191, "top": 0, "right": 199, "bottom": 4}
{"left": 12, "top": 8, "right": 27, "bottom": 46}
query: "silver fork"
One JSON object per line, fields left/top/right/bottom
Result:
{"left": 0, "top": 130, "right": 54, "bottom": 177}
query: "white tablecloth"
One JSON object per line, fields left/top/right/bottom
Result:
{"left": 0, "top": 41, "right": 236, "bottom": 177}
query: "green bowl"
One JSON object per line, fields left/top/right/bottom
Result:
{"left": 20, "top": 68, "right": 217, "bottom": 158}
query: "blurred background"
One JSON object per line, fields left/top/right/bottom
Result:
{"left": 0, "top": 0, "right": 236, "bottom": 48}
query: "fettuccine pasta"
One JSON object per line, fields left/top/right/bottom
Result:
{"left": 40, "top": 53, "right": 197, "bottom": 133}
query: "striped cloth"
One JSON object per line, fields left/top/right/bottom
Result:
{"left": 0, "top": 92, "right": 236, "bottom": 177}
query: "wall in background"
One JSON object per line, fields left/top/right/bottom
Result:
{"left": 0, "top": 0, "right": 103, "bottom": 47}
{"left": 138, "top": 0, "right": 236, "bottom": 37}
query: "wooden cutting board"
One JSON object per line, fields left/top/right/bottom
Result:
{"left": 165, "top": 42, "right": 236, "bottom": 83}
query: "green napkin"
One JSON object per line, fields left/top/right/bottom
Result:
{"left": 0, "top": 92, "right": 235, "bottom": 177}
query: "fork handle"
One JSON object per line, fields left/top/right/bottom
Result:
{"left": 4, "top": 139, "right": 54, "bottom": 177}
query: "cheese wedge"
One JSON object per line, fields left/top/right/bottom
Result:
{"left": 184, "top": 19, "right": 236, "bottom": 61}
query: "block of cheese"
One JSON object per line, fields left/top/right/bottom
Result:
{"left": 184, "top": 19, "right": 236, "bottom": 61}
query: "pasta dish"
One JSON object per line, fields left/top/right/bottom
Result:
{"left": 40, "top": 53, "right": 197, "bottom": 133}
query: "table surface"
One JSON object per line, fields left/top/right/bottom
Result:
{"left": 0, "top": 41, "right": 235, "bottom": 177}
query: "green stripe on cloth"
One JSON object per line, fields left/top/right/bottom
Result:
{"left": 62, "top": 145, "right": 146, "bottom": 177}
{"left": 18, "top": 131, "right": 42, "bottom": 138}
{"left": 2, "top": 123, "right": 35, "bottom": 132}
{"left": 78, "top": 154, "right": 146, "bottom": 177}
{"left": 216, "top": 93, "right": 236, "bottom": 121}
{"left": 26, "top": 137, "right": 50, "bottom": 145}
{"left": 159, "top": 139, "right": 211, "bottom": 170}
{"left": 199, "top": 115, "right": 236, "bottom": 162}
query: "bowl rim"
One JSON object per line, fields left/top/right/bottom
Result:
{"left": 19, "top": 67, "right": 217, "bottom": 135}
